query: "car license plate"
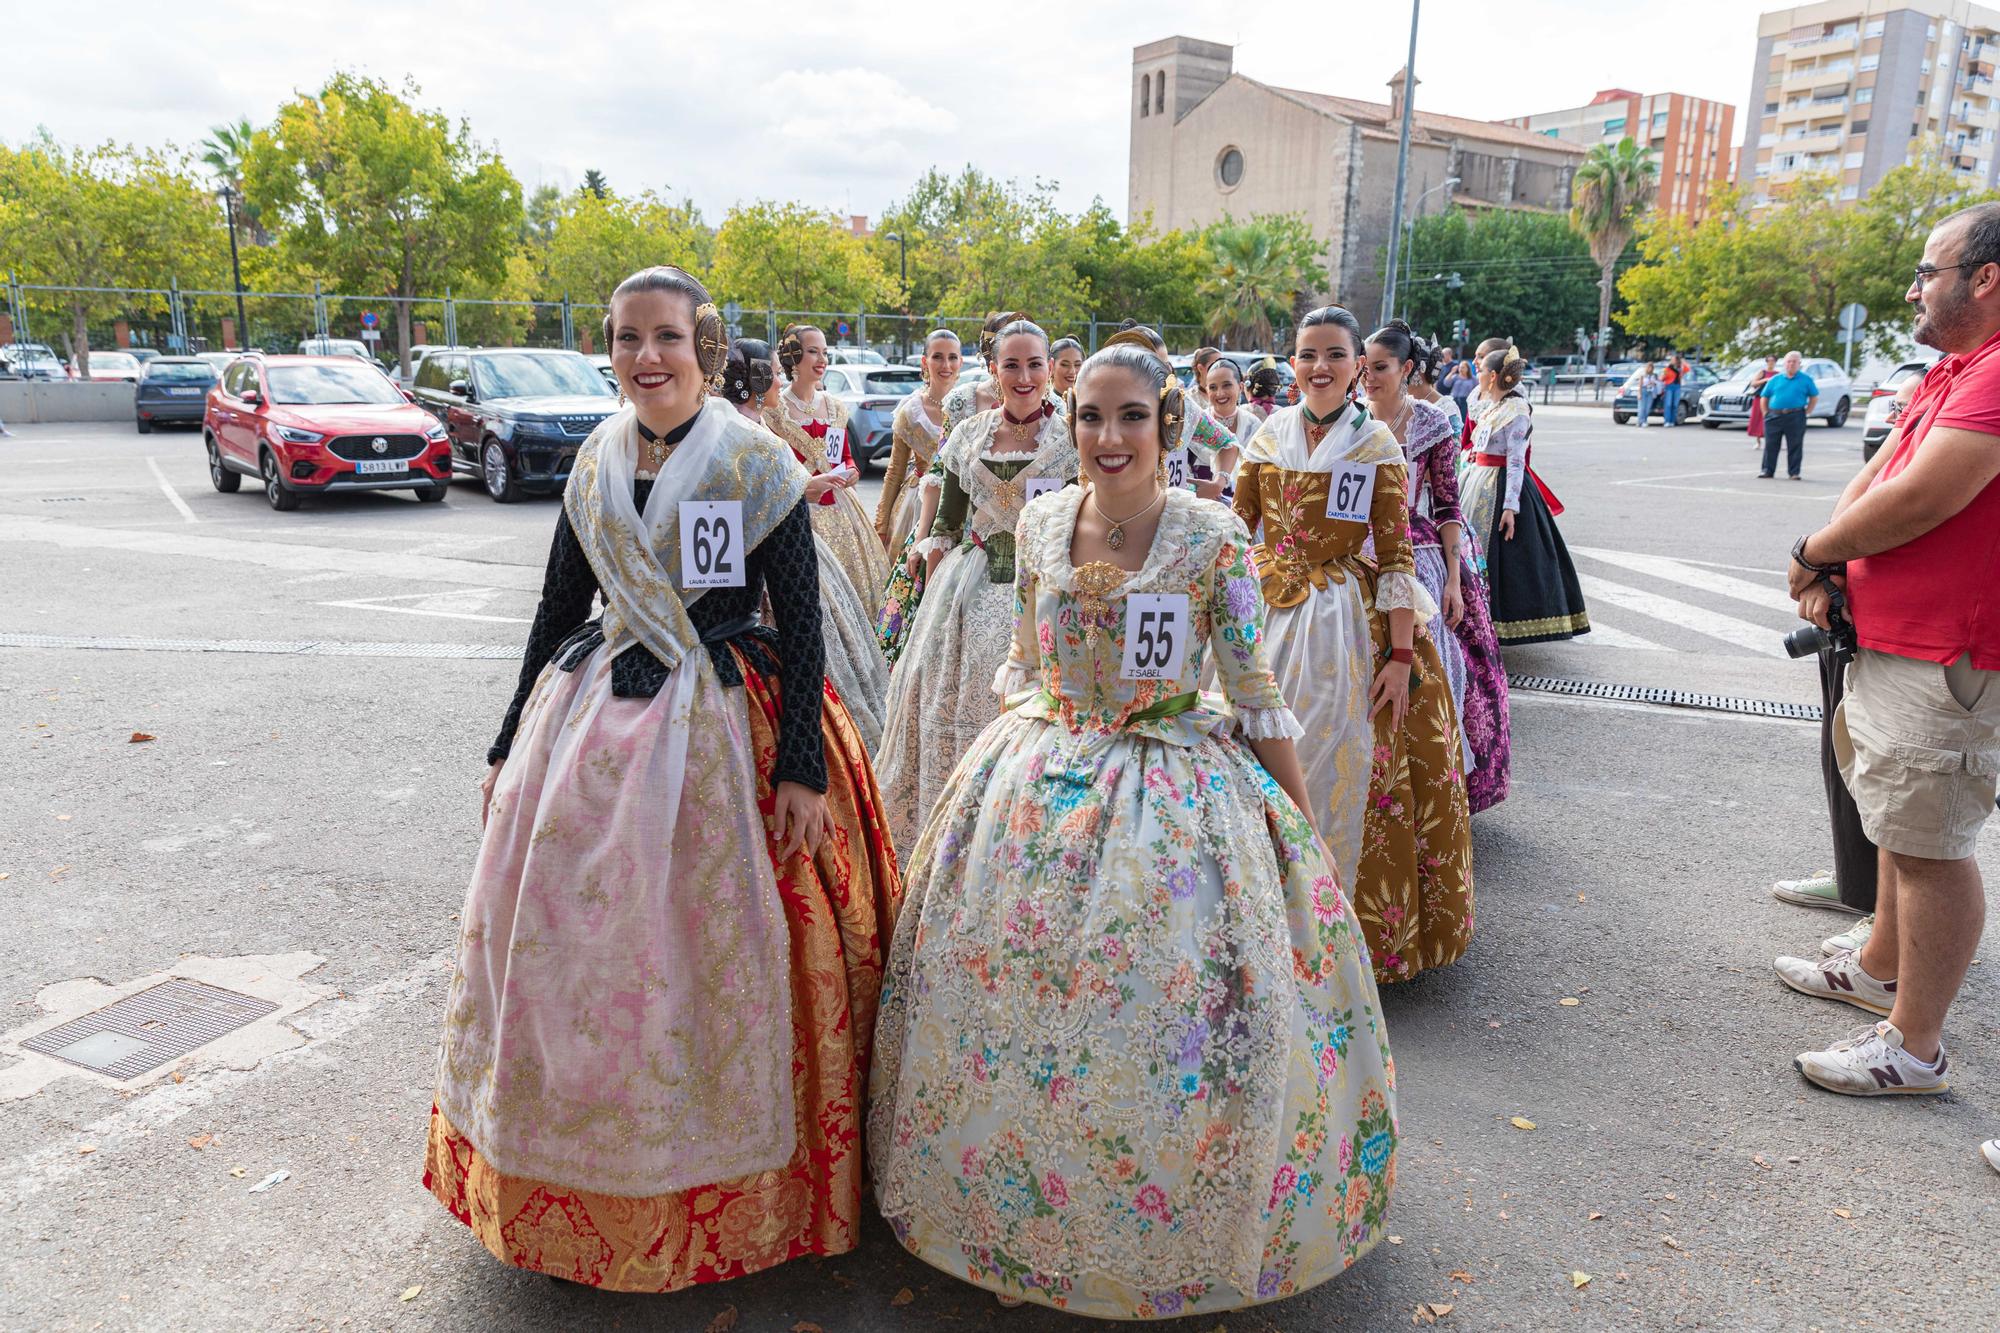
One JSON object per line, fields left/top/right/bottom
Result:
{"left": 166, "top": 387, "right": 201, "bottom": 396}
{"left": 354, "top": 459, "right": 403, "bottom": 476}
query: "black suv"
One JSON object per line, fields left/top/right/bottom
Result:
{"left": 411, "top": 347, "right": 618, "bottom": 501}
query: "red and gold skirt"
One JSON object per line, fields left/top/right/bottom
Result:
{"left": 424, "top": 651, "right": 901, "bottom": 1292}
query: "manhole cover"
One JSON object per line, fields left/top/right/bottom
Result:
{"left": 22, "top": 979, "right": 279, "bottom": 1079}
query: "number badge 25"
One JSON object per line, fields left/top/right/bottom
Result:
{"left": 679, "top": 500, "right": 745, "bottom": 588}
{"left": 1323, "top": 461, "right": 1377, "bottom": 524}
{"left": 1121, "top": 593, "right": 1190, "bottom": 681}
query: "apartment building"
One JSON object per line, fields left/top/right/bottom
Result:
{"left": 1502, "top": 89, "right": 1736, "bottom": 220}
{"left": 1743, "top": 1, "right": 2000, "bottom": 204}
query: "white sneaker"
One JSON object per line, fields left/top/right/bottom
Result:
{"left": 1821, "top": 914, "right": 1875, "bottom": 957}
{"left": 1982, "top": 1140, "right": 2000, "bottom": 1175}
{"left": 1795, "top": 1021, "right": 1948, "bottom": 1097}
{"left": 1774, "top": 947, "right": 1897, "bottom": 1016}
{"left": 1770, "top": 873, "right": 1863, "bottom": 913}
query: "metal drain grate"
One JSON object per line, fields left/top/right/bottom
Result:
{"left": 23, "top": 979, "right": 280, "bottom": 1079}
{"left": 38, "top": 496, "right": 86, "bottom": 503}
{"left": 1508, "top": 673, "right": 1822, "bottom": 722}
{"left": 0, "top": 631, "right": 521, "bottom": 661}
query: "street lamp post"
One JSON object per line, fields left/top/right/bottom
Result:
{"left": 1397, "top": 175, "right": 1459, "bottom": 321}
{"left": 1379, "top": 0, "right": 1423, "bottom": 327}
{"left": 217, "top": 185, "right": 248, "bottom": 351}
{"left": 883, "top": 231, "right": 909, "bottom": 361}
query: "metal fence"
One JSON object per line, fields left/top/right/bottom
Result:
{"left": 3, "top": 275, "right": 1222, "bottom": 369}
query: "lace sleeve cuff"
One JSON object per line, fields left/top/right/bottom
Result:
{"left": 992, "top": 660, "right": 1035, "bottom": 700}
{"left": 919, "top": 471, "right": 944, "bottom": 492}
{"left": 1374, "top": 570, "right": 1440, "bottom": 621}
{"left": 1234, "top": 705, "right": 1305, "bottom": 741}
{"left": 911, "top": 534, "right": 954, "bottom": 559}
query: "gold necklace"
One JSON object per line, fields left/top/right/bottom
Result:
{"left": 1090, "top": 484, "right": 1165, "bottom": 552}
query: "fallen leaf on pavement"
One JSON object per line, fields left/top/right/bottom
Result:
{"left": 171, "top": 1071, "right": 184, "bottom": 1084}
{"left": 55, "top": 814, "right": 72, "bottom": 822}
{"left": 77, "top": 1144, "right": 96, "bottom": 1155}
{"left": 187, "top": 1135, "right": 213, "bottom": 1151}
{"left": 1577, "top": 892, "right": 1587, "bottom": 902}
{"left": 890, "top": 1288, "right": 914, "bottom": 1307}
{"left": 229, "top": 1167, "right": 247, "bottom": 1178}
{"left": 1587, "top": 1212, "right": 1603, "bottom": 1221}
{"left": 1559, "top": 997, "right": 1580, "bottom": 1007}
{"left": 129, "top": 732, "right": 155, "bottom": 744}
{"left": 1571, "top": 1271, "right": 1591, "bottom": 1289}
{"left": 1661, "top": 1235, "right": 1681, "bottom": 1249}
{"left": 49, "top": 865, "right": 69, "bottom": 880}
{"left": 1387, "top": 1234, "right": 1403, "bottom": 1245}
{"left": 704, "top": 1308, "right": 738, "bottom": 1333}
{"left": 1510, "top": 1117, "right": 1537, "bottom": 1131}
{"left": 1753, "top": 1154, "right": 1772, "bottom": 1170}
{"left": 1832, "top": 1208, "right": 1852, "bottom": 1219}
{"left": 398, "top": 1287, "right": 421, "bottom": 1303}
{"left": 0, "top": 873, "right": 9, "bottom": 881}
{"left": 1429, "top": 1303, "right": 1454, "bottom": 1317}
{"left": 1449, "top": 1271, "right": 1474, "bottom": 1283}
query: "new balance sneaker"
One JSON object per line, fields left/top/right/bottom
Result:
{"left": 1770, "top": 873, "right": 1864, "bottom": 913}
{"left": 1775, "top": 947, "right": 1897, "bottom": 1016}
{"left": 1982, "top": 1140, "right": 2000, "bottom": 1175}
{"left": 1821, "top": 914, "right": 1875, "bottom": 957}
{"left": 1795, "top": 1021, "right": 1948, "bottom": 1097}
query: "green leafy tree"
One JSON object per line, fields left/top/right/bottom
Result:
{"left": 872, "top": 167, "right": 1089, "bottom": 332}
{"left": 242, "top": 73, "right": 523, "bottom": 375}
{"left": 1571, "top": 138, "right": 1659, "bottom": 370}
{"left": 581, "top": 168, "right": 609, "bottom": 200}
{"left": 1060, "top": 204, "right": 1210, "bottom": 334}
{"left": 709, "top": 201, "right": 893, "bottom": 319}
{"left": 542, "top": 189, "right": 711, "bottom": 309}
{"left": 1400, "top": 207, "right": 1608, "bottom": 355}
{"left": 199, "top": 115, "right": 263, "bottom": 241}
{"left": 0, "top": 133, "right": 228, "bottom": 375}
{"left": 1200, "top": 214, "right": 1325, "bottom": 350}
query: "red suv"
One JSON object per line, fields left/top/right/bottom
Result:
{"left": 203, "top": 354, "right": 453, "bottom": 510}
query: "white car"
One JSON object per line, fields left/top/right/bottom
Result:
{"left": 297, "top": 337, "right": 375, "bottom": 361}
{"left": 1860, "top": 360, "right": 1934, "bottom": 461}
{"left": 827, "top": 346, "right": 887, "bottom": 366}
{"left": 1700, "top": 356, "right": 1853, "bottom": 428}
{"left": 77, "top": 350, "right": 143, "bottom": 382}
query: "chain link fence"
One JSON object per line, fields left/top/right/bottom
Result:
{"left": 3, "top": 276, "right": 1224, "bottom": 373}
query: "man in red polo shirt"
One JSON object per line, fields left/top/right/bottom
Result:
{"left": 1775, "top": 203, "right": 2000, "bottom": 1127}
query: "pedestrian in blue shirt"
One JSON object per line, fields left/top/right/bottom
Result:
{"left": 1757, "top": 350, "right": 1819, "bottom": 479}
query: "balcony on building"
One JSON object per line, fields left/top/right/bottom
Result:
{"left": 1779, "top": 27, "right": 1860, "bottom": 57}
{"left": 1781, "top": 62, "right": 1853, "bottom": 95}
{"left": 1778, "top": 92, "right": 1849, "bottom": 124}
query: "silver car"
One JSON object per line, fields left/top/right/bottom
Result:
{"left": 1860, "top": 360, "right": 1933, "bottom": 461}
{"left": 821, "top": 364, "right": 923, "bottom": 468}
{"left": 1700, "top": 356, "right": 1855, "bottom": 428}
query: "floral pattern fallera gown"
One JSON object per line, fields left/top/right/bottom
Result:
{"left": 870, "top": 486, "right": 1397, "bottom": 1320}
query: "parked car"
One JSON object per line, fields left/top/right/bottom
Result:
{"left": 411, "top": 347, "right": 618, "bottom": 502}
{"left": 203, "top": 354, "right": 452, "bottom": 510}
{"left": 128, "top": 348, "right": 163, "bottom": 365}
{"left": 134, "top": 356, "right": 218, "bottom": 433}
{"left": 297, "top": 337, "right": 376, "bottom": 361}
{"left": 1699, "top": 356, "right": 1852, "bottom": 429}
{"left": 822, "top": 364, "right": 923, "bottom": 467}
{"left": 78, "top": 350, "right": 144, "bottom": 383}
{"left": 1, "top": 342, "right": 67, "bottom": 380}
{"left": 1860, "top": 360, "right": 1935, "bottom": 461}
{"left": 827, "top": 346, "right": 888, "bottom": 366}
{"left": 1611, "top": 363, "right": 1721, "bottom": 425}
{"left": 396, "top": 343, "right": 449, "bottom": 390}
{"left": 197, "top": 351, "right": 244, "bottom": 376}
{"left": 586, "top": 353, "right": 616, "bottom": 390}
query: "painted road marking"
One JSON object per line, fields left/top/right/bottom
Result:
{"left": 318, "top": 588, "right": 531, "bottom": 624}
{"left": 1570, "top": 546, "right": 1795, "bottom": 615}
{"left": 145, "top": 457, "right": 199, "bottom": 524}
{"left": 1575, "top": 573, "right": 1788, "bottom": 658}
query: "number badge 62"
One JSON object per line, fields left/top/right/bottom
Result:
{"left": 679, "top": 500, "right": 744, "bottom": 588}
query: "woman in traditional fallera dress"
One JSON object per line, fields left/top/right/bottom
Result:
{"left": 875, "top": 319, "right": 1079, "bottom": 855}
{"left": 1235, "top": 306, "right": 1473, "bottom": 984}
{"left": 941, "top": 310, "right": 1020, "bottom": 437}
{"left": 764, "top": 323, "right": 893, "bottom": 624}
{"left": 723, "top": 337, "right": 890, "bottom": 750}
{"left": 1050, "top": 336, "right": 1084, "bottom": 398}
{"left": 870, "top": 343, "right": 1396, "bottom": 1319}
{"left": 426, "top": 268, "right": 901, "bottom": 1293}
{"left": 1362, "top": 323, "right": 1511, "bottom": 814}
{"left": 1460, "top": 349, "right": 1591, "bottom": 645}
{"left": 875, "top": 330, "right": 961, "bottom": 664}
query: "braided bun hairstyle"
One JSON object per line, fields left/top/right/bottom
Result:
{"left": 776, "top": 322, "right": 822, "bottom": 377}
{"left": 978, "top": 310, "right": 1031, "bottom": 362}
{"left": 721, "top": 337, "right": 774, "bottom": 406}
{"left": 1483, "top": 346, "right": 1529, "bottom": 395}
{"left": 602, "top": 266, "right": 729, "bottom": 385}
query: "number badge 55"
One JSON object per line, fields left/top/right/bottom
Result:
{"left": 680, "top": 500, "right": 744, "bottom": 588}
{"left": 1121, "top": 593, "right": 1190, "bottom": 681}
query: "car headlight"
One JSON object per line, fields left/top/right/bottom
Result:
{"left": 423, "top": 421, "right": 448, "bottom": 441}
{"left": 509, "top": 418, "right": 559, "bottom": 440}
{"left": 272, "top": 425, "right": 324, "bottom": 444}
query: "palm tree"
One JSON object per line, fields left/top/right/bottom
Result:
{"left": 1201, "top": 216, "right": 1322, "bottom": 349}
{"left": 1570, "top": 139, "right": 1658, "bottom": 372}
{"left": 582, "top": 168, "right": 610, "bottom": 199}
{"left": 200, "top": 116, "right": 262, "bottom": 241}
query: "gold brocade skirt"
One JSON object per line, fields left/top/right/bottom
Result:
{"left": 424, "top": 654, "right": 902, "bottom": 1292}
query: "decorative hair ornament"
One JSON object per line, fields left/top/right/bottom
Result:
{"left": 693, "top": 301, "right": 729, "bottom": 389}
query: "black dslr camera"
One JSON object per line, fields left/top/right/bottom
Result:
{"left": 1783, "top": 575, "right": 1857, "bottom": 662}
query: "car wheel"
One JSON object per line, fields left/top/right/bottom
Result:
{"left": 206, "top": 434, "right": 241, "bottom": 492}
{"left": 481, "top": 440, "right": 519, "bottom": 503}
{"left": 1702, "top": 418, "right": 1720, "bottom": 429}
{"left": 1829, "top": 397, "right": 1850, "bottom": 428}
{"left": 262, "top": 450, "right": 300, "bottom": 511}
{"left": 1613, "top": 411, "right": 1631, "bottom": 425}
{"left": 135, "top": 415, "right": 152, "bottom": 435}
{"left": 417, "top": 484, "right": 448, "bottom": 503}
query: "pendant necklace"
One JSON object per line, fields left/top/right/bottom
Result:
{"left": 1091, "top": 484, "right": 1165, "bottom": 552}
{"left": 1001, "top": 405, "right": 1041, "bottom": 449}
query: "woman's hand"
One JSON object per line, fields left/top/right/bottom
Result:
{"left": 773, "top": 781, "right": 833, "bottom": 860}
{"left": 480, "top": 760, "right": 503, "bottom": 826}
{"left": 1499, "top": 509, "right": 1516, "bottom": 541}
{"left": 837, "top": 465, "right": 860, "bottom": 487}
{"left": 804, "top": 475, "right": 836, "bottom": 502}
{"left": 1194, "top": 477, "right": 1225, "bottom": 501}
{"left": 1368, "top": 659, "right": 1412, "bottom": 730}
{"left": 926, "top": 546, "right": 945, "bottom": 580}
{"left": 1443, "top": 577, "right": 1466, "bottom": 629}
{"left": 905, "top": 545, "right": 926, "bottom": 578}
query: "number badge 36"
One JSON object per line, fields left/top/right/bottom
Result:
{"left": 679, "top": 500, "right": 744, "bottom": 588}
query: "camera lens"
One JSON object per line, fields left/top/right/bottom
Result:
{"left": 1783, "top": 624, "right": 1833, "bottom": 659}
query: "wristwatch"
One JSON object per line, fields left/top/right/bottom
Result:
{"left": 1791, "top": 533, "right": 1845, "bottom": 577}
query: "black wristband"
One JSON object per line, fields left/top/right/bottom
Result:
{"left": 1792, "top": 533, "right": 1845, "bottom": 577}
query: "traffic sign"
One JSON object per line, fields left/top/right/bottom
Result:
{"left": 1837, "top": 302, "right": 1867, "bottom": 332}
{"left": 361, "top": 311, "right": 379, "bottom": 329}
{"left": 836, "top": 320, "right": 850, "bottom": 336}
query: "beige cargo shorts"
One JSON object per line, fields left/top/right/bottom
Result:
{"left": 1833, "top": 648, "right": 2000, "bottom": 861}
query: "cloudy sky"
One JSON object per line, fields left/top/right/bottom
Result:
{"left": 7, "top": 0, "right": 1767, "bottom": 221}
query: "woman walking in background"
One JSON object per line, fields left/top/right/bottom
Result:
{"left": 764, "top": 322, "right": 893, "bottom": 623}
{"left": 875, "top": 329, "right": 961, "bottom": 663}
{"left": 428, "top": 266, "right": 900, "bottom": 1293}
{"left": 1461, "top": 348, "right": 1590, "bottom": 645}
{"left": 1746, "top": 353, "right": 1777, "bottom": 449}
{"left": 1236, "top": 306, "right": 1473, "bottom": 983}
{"left": 1049, "top": 335, "right": 1084, "bottom": 397}
{"left": 870, "top": 342, "right": 1396, "bottom": 1318}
